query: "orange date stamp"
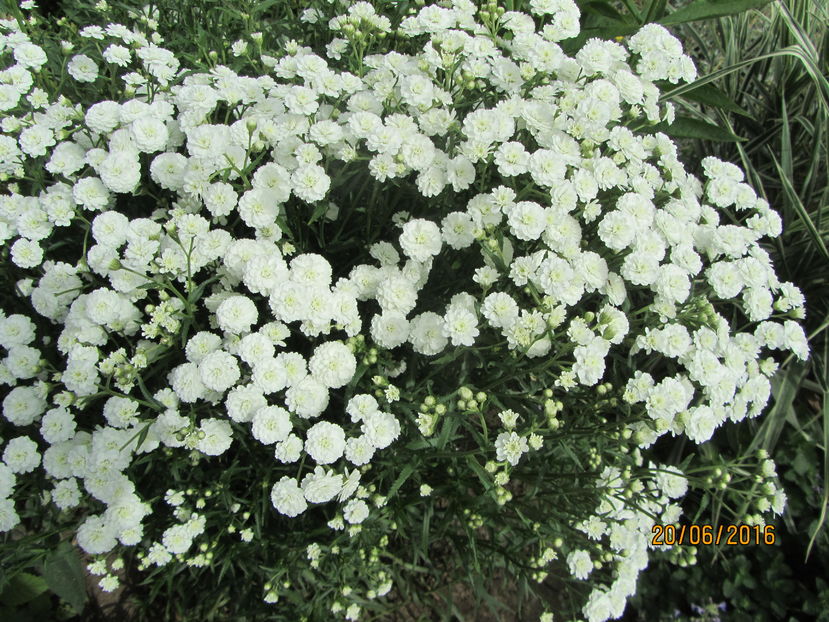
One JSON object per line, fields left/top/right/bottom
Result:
{"left": 651, "top": 524, "right": 776, "bottom": 546}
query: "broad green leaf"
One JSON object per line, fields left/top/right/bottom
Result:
{"left": 660, "top": 0, "right": 772, "bottom": 26}
{"left": 0, "top": 573, "right": 49, "bottom": 607}
{"left": 41, "top": 543, "right": 87, "bottom": 614}
{"left": 649, "top": 116, "right": 743, "bottom": 142}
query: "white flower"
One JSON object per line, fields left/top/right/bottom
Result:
{"left": 196, "top": 418, "right": 233, "bottom": 456}
{"left": 0, "top": 498, "right": 20, "bottom": 532}
{"left": 225, "top": 385, "right": 266, "bottom": 424}
{"left": 169, "top": 362, "right": 206, "bottom": 403}
{"left": 198, "top": 350, "right": 241, "bottom": 393}
{"left": 344, "top": 435, "right": 376, "bottom": 466}
{"left": 442, "top": 306, "right": 478, "bottom": 347}
{"left": 346, "top": 394, "right": 379, "bottom": 423}
{"left": 271, "top": 476, "right": 308, "bottom": 517}
{"left": 371, "top": 312, "right": 410, "bottom": 349}
{"left": 655, "top": 465, "right": 688, "bottom": 498}
{"left": 441, "top": 212, "right": 477, "bottom": 249}
{"left": 72, "top": 178, "right": 111, "bottom": 212}
{"left": 162, "top": 524, "right": 194, "bottom": 555}
{"left": 14, "top": 43, "right": 48, "bottom": 69}
{"left": 376, "top": 274, "right": 418, "bottom": 315}
{"left": 285, "top": 376, "right": 329, "bottom": 418}
{"left": 103, "top": 44, "right": 131, "bottom": 67}
{"left": 185, "top": 331, "right": 222, "bottom": 364}
{"left": 343, "top": 498, "right": 370, "bottom": 524}
{"left": 399, "top": 219, "right": 442, "bottom": 262}
{"left": 507, "top": 201, "right": 547, "bottom": 241}
{"left": 362, "top": 411, "right": 400, "bottom": 449}
{"left": 2, "top": 436, "right": 40, "bottom": 473}
{"left": 77, "top": 515, "right": 117, "bottom": 554}
{"left": 597, "top": 209, "right": 636, "bottom": 251}
{"left": 274, "top": 434, "right": 304, "bottom": 463}
{"left": 102, "top": 397, "right": 139, "bottom": 429}
{"left": 291, "top": 164, "right": 330, "bottom": 203}
{"left": 304, "top": 421, "right": 346, "bottom": 464}
{"left": 216, "top": 295, "right": 258, "bottom": 334}
{"left": 67, "top": 54, "right": 99, "bottom": 82}
{"left": 409, "top": 312, "right": 448, "bottom": 355}
{"left": 203, "top": 182, "right": 238, "bottom": 218}
{"left": 19, "top": 125, "right": 55, "bottom": 158}
{"left": 683, "top": 405, "right": 717, "bottom": 443}
{"left": 131, "top": 116, "right": 169, "bottom": 153}
{"left": 494, "top": 431, "right": 529, "bottom": 466}
{"left": 251, "top": 406, "right": 292, "bottom": 445}
{"left": 4, "top": 386, "right": 46, "bottom": 426}
{"left": 150, "top": 153, "right": 187, "bottom": 191}
{"left": 482, "top": 292, "right": 519, "bottom": 329}
{"left": 301, "top": 466, "right": 343, "bottom": 503}
{"left": 0, "top": 314, "right": 36, "bottom": 348}
{"left": 567, "top": 549, "right": 593, "bottom": 580}
{"left": 52, "top": 478, "right": 81, "bottom": 510}
{"left": 0, "top": 463, "right": 16, "bottom": 498}
{"left": 572, "top": 337, "right": 610, "bottom": 386}
{"left": 309, "top": 341, "right": 357, "bottom": 389}
{"left": 494, "top": 141, "right": 530, "bottom": 176}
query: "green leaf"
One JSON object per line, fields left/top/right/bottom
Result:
{"left": 749, "top": 361, "right": 809, "bottom": 455}
{"left": 643, "top": 0, "right": 668, "bottom": 22}
{"left": 0, "top": 573, "right": 49, "bottom": 607}
{"left": 387, "top": 463, "right": 416, "bottom": 500}
{"left": 577, "top": 21, "right": 640, "bottom": 40}
{"left": 648, "top": 116, "right": 744, "bottom": 142}
{"left": 307, "top": 200, "right": 330, "bottom": 225}
{"left": 771, "top": 154, "right": 829, "bottom": 262}
{"left": 667, "top": 81, "right": 751, "bottom": 116}
{"left": 581, "top": 1, "right": 629, "bottom": 22}
{"left": 41, "top": 543, "right": 87, "bottom": 614}
{"left": 465, "top": 455, "right": 495, "bottom": 497}
{"left": 660, "top": 0, "right": 772, "bottom": 25}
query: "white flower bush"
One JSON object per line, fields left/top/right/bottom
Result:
{"left": 0, "top": 1, "right": 806, "bottom": 620}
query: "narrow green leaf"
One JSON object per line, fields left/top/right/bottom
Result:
{"left": 670, "top": 81, "right": 751, "bottom": 116}
{"left": 581, "top": 1, "right": 629, "bottom": 22}
{"left": 749, "top": 361, "right": 809, "bottom": 455}
{"left": 465, "top": 455, "right": 494, "bottom": 495}
{"left": 806, "top": 337, "right": 829, "bottom": 560}
{"left": 577, "top": 22, "right": 640, "bottom": 40}
{"left": 386, "top": 463, "right": 416, "bottom": 499}
{"left": 648, "top": 116, "right": 743, "bottom": 142}
{"left": 780, "top": 95, "right": 793, "bottom": 182}
{"left": 41, "top": 543, "right": 87, "bottom": 614}
{"left": 660, "top": 0, "right": 772, "bottom": 26}
{"left": 644, "top": 0, "right": 668, "bottom": 22}
{"left": 307, "top": 201, "right": 329, "bottom": 225}
{"left": 772, "top": 154, "right": 829, "bottom": 262}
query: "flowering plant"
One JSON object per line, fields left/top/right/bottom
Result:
{"left": 0, "top": 1, "right": 807, "bottom": 620}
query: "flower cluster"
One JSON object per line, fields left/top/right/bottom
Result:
{"left": 0, "top": 1, "right": 805, "bottom": 620}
